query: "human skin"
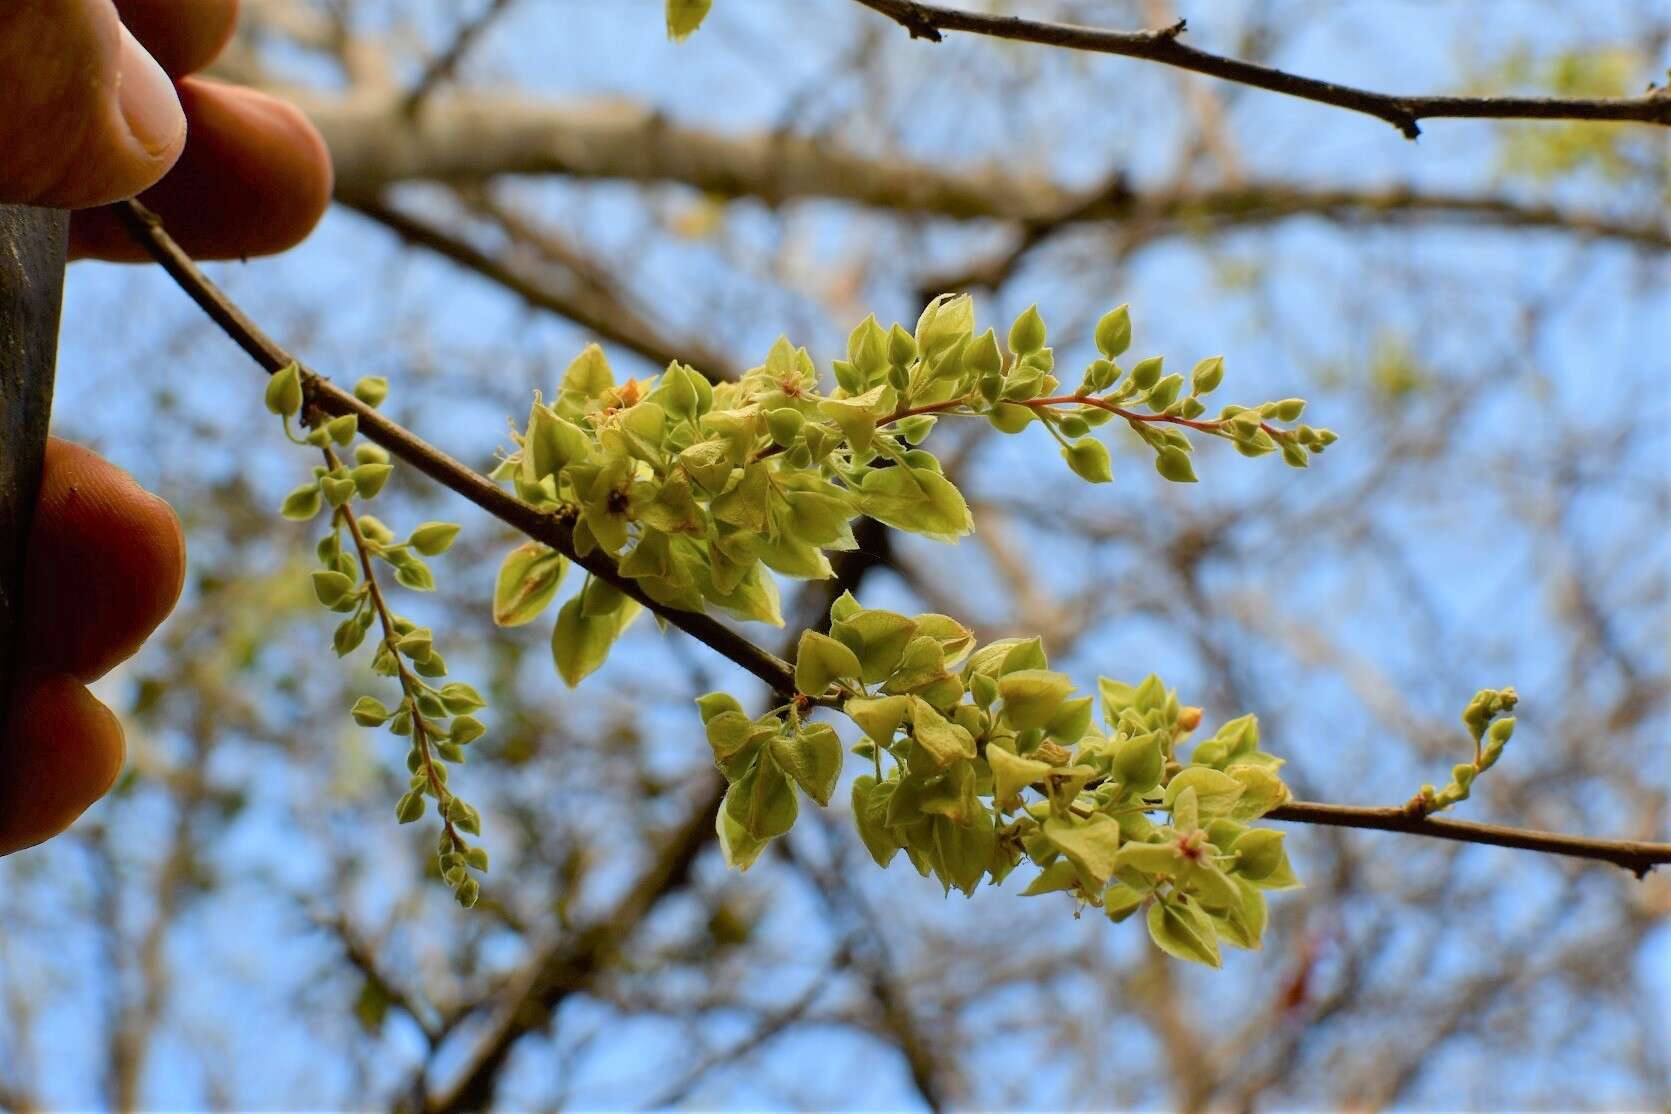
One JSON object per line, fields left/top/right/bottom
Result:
{"left": 0, "top": 0, "right": 333, "bottom": 854}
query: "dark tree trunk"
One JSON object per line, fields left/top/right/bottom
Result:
{"left": 0, "top": 205, "right": 69, "bottom": 720}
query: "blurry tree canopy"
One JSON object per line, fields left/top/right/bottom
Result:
{"left": 2, "top": 2, "right": 1668, "bottom": 1111}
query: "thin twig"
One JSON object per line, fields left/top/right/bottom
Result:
{"left": 851, "top": 0, "right": 1671, "bottom": 139}
{"left": 1267, "top": 801, "right": 1669, "bottom": 878}
{"left": 403, "top": 0, "right": 517, "bottom": 117}
{"left": 115, "top": 199, "right": 1671, "bottom": 878}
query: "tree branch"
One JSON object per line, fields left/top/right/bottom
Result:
{"left": 850, "top": 0, "right": 1671, "bottom": 138}
{"left": 341, "top": 193, "right": 740, "bottom": 381}
{"left": 287, "top": 94, "right": 1669, "bottom": 250}
{"left": 114, "top": 200, "right": 800, "bottom": 703}
{"left": 115, "top": 200, "right": 1671, "bottom": 884}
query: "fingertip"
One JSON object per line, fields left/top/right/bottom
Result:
{"left": 69, "top": 79, "right": 334, "bottom": 262}
{"left": 114, "top": 0, "right": 239, "bottom": 76}
{"left": 23, "top": 439, "right": 187, "bottom": 680}
{"left": 0, "top": 674, "right": 126, "bottom": 856}
{"left": 0, "top": 1, "right": 184, "bottom": 209}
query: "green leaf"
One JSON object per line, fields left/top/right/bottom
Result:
{"left": 1165, "top": 766, "right": 1245, "bottom": 821}
{"left": 1020, "top": 860, "right": 1080, "bottom": 896}
{"left": 908, "top": 696, "right": 975, "bottom": 767}
{"left": 851, "top": 776, "right": 901, "bottom": 868}
{"left": 794, "top": 630, "right": 863, "bottom": 697}
{"left": 1211, "top": 876, "right": 1268, "bottom": 950}
{"left": 264, "top": 362, "right": 303, "bottom": 417}
{"left": 725, "top": 753, "right": 798, "bottom": 842}
{"left": 986, "top": 745, "right": 1051, "bottom": 805}
{"left": 493, "top": 543, "right": 567, "bottom": 627}
{"left": 818, "top": 384, "right": 892, "bottom": 458}
{"left": 717, "top": 806, "right": 769, "bottom": 872}
{"left": 858, "top": 467, "right": 973, "bottom": 542}
{"left": 550, "top": 594, "right": 638, "bottom": 686}
{"left": 770, "top": 723, "right": 843, "bottom": 806}
{"left": 1103, "top": 882, "right": 1147, "bottom": 922}
{"left": 1042, "top": 814, "right": 1122, "bottom": 886}
{"left": 1061, "top": 439, "right": 1113, "bottom": 484}
{"left": 997, "top": 669, "right": 1074, "bottom": 732}
{"left": 914, "top": 292, "right": 973, "bottom": 359}
{"left": 1229, "top": 828, "right": 1286, "bottom": 880}
{"left": 561, "top": 343, "right": 614, "bottom": 398}
{"left": 831, "top": 610, "right": 919, "bottom": 684}
{"left": 845, "top": 694, "right": 910, "bottom": 746}
{"left": 1094, "top": 304, "right": 1131, "bottom": 359}
{"left": 1226, "top": 763, "right": 1289, "bottom": 820}
{"left": 1146, "top": 899, "right": 1221, "bottom": 967}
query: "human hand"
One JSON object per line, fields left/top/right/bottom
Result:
{"left": 0, "top": 0, "right": 333, "bottom": 853}
{"left": 1, "top": 0, "right": 334, "bottom": 259}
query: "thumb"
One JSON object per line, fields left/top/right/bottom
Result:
{"left": 0, "top": 0, "right": 186, "bottom": 209}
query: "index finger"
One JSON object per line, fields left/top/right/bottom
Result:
{"left": 114, "top": 0, "right": 238, "bottom": 76}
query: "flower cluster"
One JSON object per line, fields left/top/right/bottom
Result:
{"left": 703, "top": 595, "right": 1297, "bottom": 966}
{"left": 267, "top": 363, "right": 488, "bottom": 907}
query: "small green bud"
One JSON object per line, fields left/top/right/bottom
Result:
{"left": 354, "top": 443, "right": 390, "bottom": 467}
{"left": 1154, "top": 446, "right": 1198, "bottom": 483}
{"left": 888, "top": 322, "right": 917, "bottom": 368}
{"left": 988, "top": 402, "right": 1034, "bottom": 434}
{"left": 351, "top": 463, "right": 393, "bottom": 499}
{"left": 264, "top": 362, "right": 303, "bottom": 417}
{"left": 321, "top": 475, "right": 357, "bottom": 507}
{"left": 1230, "top": 828, "right": 1285, "bottom": 879}
{"left": 1190, "top": 356, "right": 1224, "bottom": 395}
{"left": 1061, "top": 439, "right": 1113, "bottom": 484}
{"left": 395, "top": 790, "right": 425, "bottom": 824}
{"left": 449, "top": 716, "right": 486, "bottom": 744}
{"left": 965, "top": 328, "right": 1002, "bottom": 379}
{"left": 1008, "top": 304, "right": 1047, "bottom": 356}
{"left": 766, "top": 407, "right": 805, "bottom": 447}
{"left": 1272, "top": 398, "right": 1306, "bottom": 422}
{"left": 326, "top": 414, "right": 359, "bottom": 446}
{"left": 353, "top": 376, "right": 389, "bottom": 407}
{"left": 311, "top": 569, "right": 355, "bottom": 607}
{"left": 1115, "top": 731, "right": 1165, "bottom": 792}
{"left": 280, "top": 482, "right": 322, "bottom": 521}
{"left": 1057, "top": 413, "right": 1090, "bottom": 439}
{"left": 350, "top": 696, "right": 391, "bottom": 726}
{"left": 1094, "top": 304, "right": 1131, "bottom": 359}
{"left": 1001, "top": 366, "right": 1045, "bottom": 402}
{"left": 408, "top": 521, "right": 460, "bottom": 556}
{"left": 1084, "top": 358, "right": 1118, "bottom": 393}
{"left": 1146, "top": 374, "right": 1182, "bottom": 412}
{"left": 454, "top": 877, "right": 480, "bottom": 908}
{"left": 849, "top": 315, "right": 888, "bottom": 381}
{"left": 1129, "top": 356, "right": 1163, "bottom": 391}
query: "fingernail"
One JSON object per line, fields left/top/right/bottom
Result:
{"left": 116, "top": 24, "right": 185, "bottom": 158}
